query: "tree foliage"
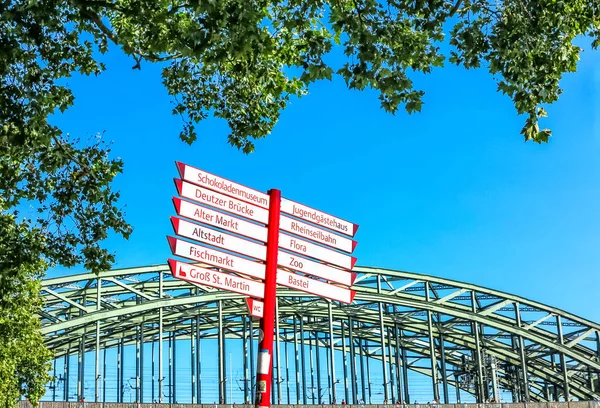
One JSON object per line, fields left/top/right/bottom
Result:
{"left": 4, "top": 0, "right": 599, "bottom": 154}
{"left": 1, "top": 0, "right": 599, "bottom": 402}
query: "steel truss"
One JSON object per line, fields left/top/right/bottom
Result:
{"left": 40, "top": 265, "right": 600, "bottom": 403}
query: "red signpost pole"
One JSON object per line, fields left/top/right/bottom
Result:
{"left": 255, "top": 189, "right": 281, "bottom": 408}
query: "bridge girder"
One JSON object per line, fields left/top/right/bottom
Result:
{"left": 40, "top": 264, "right": 600, "bottom": 402}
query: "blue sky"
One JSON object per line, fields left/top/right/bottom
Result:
{"left": 42, "top": 34, "right": 600, "bottom": 404}
{"left": 48, "top": 38, "right": 600, "bottom": 323}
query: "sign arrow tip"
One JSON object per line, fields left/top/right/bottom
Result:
{"left": 349, "top": 290, "right": 357, "bottom": 303}
{"left": 172, "top": 197, "right": 181, "bottom": 213}
{"left": 170, "top": 216, "right": 180, "bottom": 230}
{"left": 167, "top": 258, "right": 178, "bottom": 274}
{"left": 175, "top": 161, "right": 185, "bottom": 177}
{"left": 166, "top": 236, "right": 177, "bottom": 252}
{"left": 173, "top": 178, "right": 183, "bottom": 194}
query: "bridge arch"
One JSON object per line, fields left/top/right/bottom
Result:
{"left": 40, "top": 265, "right": 600, "bottom": 404}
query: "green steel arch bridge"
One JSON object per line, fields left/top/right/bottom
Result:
{"left": 39, "top": 265, "right": 600, "bottom": 404}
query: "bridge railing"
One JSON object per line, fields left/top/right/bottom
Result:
{"left": 18, "top": 402, "right": 600, "bottom": 408}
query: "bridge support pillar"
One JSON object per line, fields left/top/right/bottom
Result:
{"left": 284, "top": 328, "right": 291, "bottom": 404}
{"left": 95, "top": 278, "right": 101, "bottom": 402}
{"left": 387, "top": 327, "right": 396, "bottom": 403}
{"left": 365, "top": 340, "right": 372, "bottom": 403}
{"left": 275, "top": 298, "right": 282, "bottom": 405}
{"left": 472, "top": 292, "right": 485, "bottom": 403}
{"left": 315, "top": 326, "right": 322, "bottom": 403}
{"left": 328, "top": 302, "right": 337, "bottom": 404}
{"left": 103, "top": 342, "right": 107, "bottom": 402}
{"left": 378, "top": 276, "right": 390, "bottom": 402}
{"left": 341, "top": 319, "right": 350, "bottom": 404}
{"left": 78, "top": 331, "right": 86, "bottom": 401}
{"left": 394, "top": 324, "right": 403, "bottom": 403}
{"left": 400, "top": 330, "right": 410, "bottom": 404}
{"left": 293, "top": 319, "right": 300, "bottom": 404}
{"left": 197, "top": 314, "right": 202, "bottom": 403}
{"left": 514, "top": 303, "right": 530, "bottom": 402}
{"left": 349, "top": 317, "right": 359, "bottom": 404}
{"left": 359, "top": 336, "right": 367, "bottom": 403}
{"left": 64, "top": 343, "right": 70, "bottom": 401}
{"left": 250, "top": 317, "right": 256, "bottom": 402}
{"left": 191, "top": 319, "right": 196, "bottom": 403}
{"left": 218, "top": 300, "right": 225, "bottom": 403}
{"left": 439, "top": 331, "right": 449, "bottom": 404}
{"left": 140, "top": 321, "right": 145, "bottom": 402}
{"left": 557, "top": 315, "right": 570, "bottom": 401}
{"left": 300, "top": 316, "right": 307, "bottom": 404}
{"left": 426, "top": 283, "right": 440, "bottom": 403}
{"left": 158, "top": 271, "right": 163, "bottom": 403}
{"left": 243, "top": 317, "right": 249, "bottom": 404}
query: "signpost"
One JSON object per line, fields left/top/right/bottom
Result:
{"left": 167, "top": 162, "right": 359, "bottom": 408}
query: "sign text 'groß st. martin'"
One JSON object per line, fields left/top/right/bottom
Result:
{"left": 168, "top": 259, "right": 264, "bottom": 299}
{"left": 176, "top": 162, "right": 270, "bottom": 209}
{"left": 175, "top": 179, "right": 269, "bottom": 224}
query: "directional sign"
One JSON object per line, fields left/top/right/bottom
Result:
{"left": 171, "top": 221, "right": 355, "bottom": 286}
{"left": 167, "top": 236, "right": 265, "bottom": 280}
{"left": 174, "top": 197, "right": 268, "bottom": 242}
{"left": 171, "top": 217, "right": 267, "bottom": 260}
{"left": 279, "top": 215, "right": 357, "bottom": 253}
{"left": 276, "top": 269, "right": 356, "bottom": 304}
{"left": 175, "top": 179, "right": 269, "bottom": 224}
{"left": 278, "top": 233, "right": 357, "bottom": 270}
{"left": 169, "top": 259, "right": 264, "bottom": 299}
{"left": 246, "top": 298, "right": 264, "bottom": 318}
{"left": 277, "top": 251, "right": 356, "bottom": 286}
{"left": 280, "top": 198, "right": 358, "bottom": 237}
{"left": 176, "top": 161, "right": 270, "bottom": 209}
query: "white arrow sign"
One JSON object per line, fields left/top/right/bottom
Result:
{"left": 279, "top": 215, "right": 357, "bottom": 253}
{"left": 175, "top": 179, "right": 269, "bottom": 224}
{"left": 278, "top": 233, "right": 357, "bottom": 270}
{"left": 277, "top": 251, "right": 356, "bottom": 287}
{"left": 171, "top": 222, "right": 356, "bottom": 286}
{"left": 174, "top": 197, "right": 268, "bottom": 242}
{"left": 167, "top": 236, "right": 265, "bottom": 280}
{"left": 245, "top": 298, "right": 264, "bottom": 318}
{"left": 176, "top": 162, "right": 270, "bottom": 209}
{"left": 169, "top": 259, "right": 264, "bottom": 299}
{"left": 171, "top": 217, "right": 267, "bottom": 260}
{"left": 276, "top": 269, "right": 356, "bottom": 304}
{"left": 280, "top": 198, "right": 358, "bottom": 237}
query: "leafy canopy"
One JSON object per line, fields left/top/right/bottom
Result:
{"left": 0, "top": 0, "right": 598, "bottom": 402}
{"left": 3, "top": 0, "right": 600, "bottom": 155}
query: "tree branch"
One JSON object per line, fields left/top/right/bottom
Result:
{"left": 449, "top": 0, "right": 463, "bottom": 16}
{"left": 351, "top": 0, "right": 367, "bottom": 28}
{"left": 78, "top": 8, "right": 181, "bottom": 69}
